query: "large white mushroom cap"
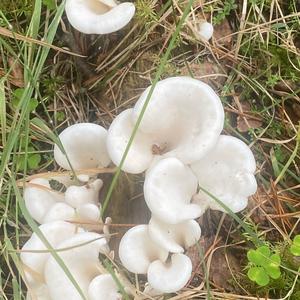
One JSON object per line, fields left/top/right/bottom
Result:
{"left": 144, "top": 157, "right": 202, "bottom": 224}
{"left": 24, "top": 178, "right": 64, "bottom": 224}
{"left": 107, "top": 77, "right": 224, "bottom": 174}
{"left": 65, "top": 0, "right": 135, "bottom": 34}
{"left": 45, "top": 232, "right": 110, "bottom": 300}
{"left": 26, "top": 284, "right": 51, "bottom": 300}
{"left": 147, "top": 253, "right": 192, "bottom": 293}
{"left": 191, "top": 135, "right": 257, "bottom": 213}
{"left": 21, "top": 221, "right": 78, "bottom": 288}
{"left": 118, "top": 225, "right": 168, "bottom": 274}
{"left": 148, "top": 217, "right": 201, "bottom": 253}
{"left": 54, "top": 123, "right": 111, "bottom": 170}
{"left": 88, "top": 274, "right": 121, "bottom": 300}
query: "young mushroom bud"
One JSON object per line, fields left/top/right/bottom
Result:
{"left": 54, "top": 123, "right": 111, "bottom": 170}
{"left": 88, "top": 274, "right": 121, "bottom": 300}
{"left": 147, "top": 253, "right": 192, "bottom": 293}
{"left": 107, "top": 77, "right": 224, "bottom": 173}
{"left": 144, "top": 157, "right": 202, "bottom": 224}
{"left": 119, "top": 225, "right": 168, "bottom": 274}
{"left": 198, "top": 21, "right": 214, "bottom": 41}
{"left": 45, "top": 232, "right": 110, "bottom": 300}
{"left": 24, "top": 178, "right": 64, "bottom": 224}
{"left": 65, "top": 0, "right": 135, "bottom": 34}
{"left": 148, "top": 217, "right": 201, "bottom": 253}
{"left": 191, "top": 135, "right": 257, "bottom": 213}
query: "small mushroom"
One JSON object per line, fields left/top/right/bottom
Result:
{"left": 24, "top": 178, "right": 64, "bottom": 224}
{"left": 88, "top": 274, "right": 121, "bottom": 300}
{"left": 65, "top": 179, "right": 103, "bottom": 208}
{"left": 147, "top": 253, "right": 192, "bottom": 293}
{"left": 118, "top": 225, "right": 168, "bottom": 274}
{"left": 65, "top": 0, "right": 135, "bottom": 34}
{"left": 191, "top": 135, "right": 257, "bottom": 213}
{"left": 54, "top": 123, "right": 111, "bottom": 170}
{"left": 198, "top": 21, "right": 214, "bottom": 41}
{"left": 21, "top": 221, "right": 79, "bottom": 289}
{"left": 45, "top": 232, "right": 110, "bottom": 300}
{"left": 107, "top": 77, "right": 224, "bottom": 173}
{"left": 144, "top": 157, "right": 202, "bottom": 224}
{"left": 148, "top": 217, "right": 201, "bottom": 253}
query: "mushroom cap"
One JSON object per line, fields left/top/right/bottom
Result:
{"left": 88, "top": 274, "right": 121, "bottom": 300}
{"left": 26, "top": 284, "right": 51, "bottom": 300}
{"left": 21, "top": 221, "right": 78, "bottom": 283}
{"left": 45, "top": 232, "right": 110, "bottom": 300}
{"left": 54, "top": 123, "right": 110, "bottom": 170}
{"left": 191, "top": 135, "right": 257, "bottom": 213}
{"left": 144, "top": 157, "right": 202, "bottom": 224}
{"left": 147, "top": 253, "right": 192, "bottom": 293}
{"left": 43, "top": 202, "right": 75, "bottom": 223}
{"left": 76, "top": 203, "right": 101, "bottom": 221}
{"left": 198, "top": 21, "right": 214, "bottom": 41}
{"left": 24, "top": 178, "right": 64, "bottom": 224}
{"left": 133, "top": 77, "right": 224, "bottom": 164}
{"left": 119, "top": 225, "right": 168, "bottom": 274}
{"left": 65, "top": 0, "right": 135, "bottom": 34}
{"left": 148, "top": 217, "right": 201, "bottom": 253}
{"left": 65, "top": 179, "right": 103, "bottom": 208}
{"left": 106, "top": 109, "right": 154, "bottom": 174}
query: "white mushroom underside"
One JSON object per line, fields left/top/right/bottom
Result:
{"left": 144, "top": 157, "right": 202, "bottom": 224}
{"left": 54, "top": 123, "right": 111, "bottom": 170}
{"left": 147, "top": 253, "right": 192, "bottom": 293}
{"left": 191, "top": 135, "right": 257, "bottom": 212}
{"left": 148, "top": 217, "right": 201, "bottom": 253}
{"left": 118, "top": 225, "right": 168, "bottom": 274}
{"left": 65, "top": 0, "right": 135, "bottom": 34}
{"left": 107, "top": 77, "right": 224, "bottom": 174}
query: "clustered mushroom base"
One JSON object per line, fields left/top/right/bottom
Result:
{"left": 22, "top": 77, "right": 257, "bottom": 299}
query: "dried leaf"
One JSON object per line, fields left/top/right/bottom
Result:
{"left": 8, "top": 57, "right": 24, "bottom": 87}
{"left": 237, "top": 102, "right": 263, "bottom": 132}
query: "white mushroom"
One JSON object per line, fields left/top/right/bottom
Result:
{"left": 45, "top": 232, "right": 110, "bottom": 300}
{"left": 148, "top": 217, "right": 201, "bottom": 253}
{"left": 147, "top": 253, "right": 192, "bottom": 293}
{"left": 76, "top": 203, "right": 101, "bottom": 221}
{"left": 21, "top": 221, "right": 79, "bottom": 289}
{"left": 65, "top": 0, "right": 135, "bottom": 34}
{"left": 144, "top": 157, "right": 202, "bottom": 224}
{"left": 43, "top": 202, "right": 76, "bottom": 223}
{"left": 24, "top": 178, "right": 64, "bottom": 224}
{"left": 65, "top": 179, "right": 103, "bottom": 208}
{"left": 88, "top": 274, "right": 121, "bottom": 300}
{"left": 54, "top": 123, "right": 111, "bottom": 170}
{"left": 26, "top": 284, "right": 51, "bottom": 300}
{"left": 198, "top": 21, "right": 214, "bottom": 41}
{"left": 107, "top": 77, "right": 224, "bottom": 174}
{"left": 191, "top": 135, "right": 257, "bottom": 213}
{"left": 118, "top": 225, "right": 168, "bottom": 274}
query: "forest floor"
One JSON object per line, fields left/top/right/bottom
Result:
{"left": 0, "top": 0, "right": 300, "bottom": 299}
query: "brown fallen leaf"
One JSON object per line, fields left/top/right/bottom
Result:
{"left": 213, "top": 19, "right": 233, "bottom": 47}
{"left": 8, "top": 57, "right": 24, "bottom": 87}
{"left": 237, "top": 101, "right": 263, "bottom": 132}
{"left": 180, "top": 61, "right": 227, "bottom": 88}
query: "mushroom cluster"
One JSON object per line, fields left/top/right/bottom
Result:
{"left": 21, "top": 76, "right": 257, "bottom": 298}
{"left": 22, "top": 124, "right": 122, "bottom": 300}
{"left": 108, "top": 76, "right": 257, "bottom": 294}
